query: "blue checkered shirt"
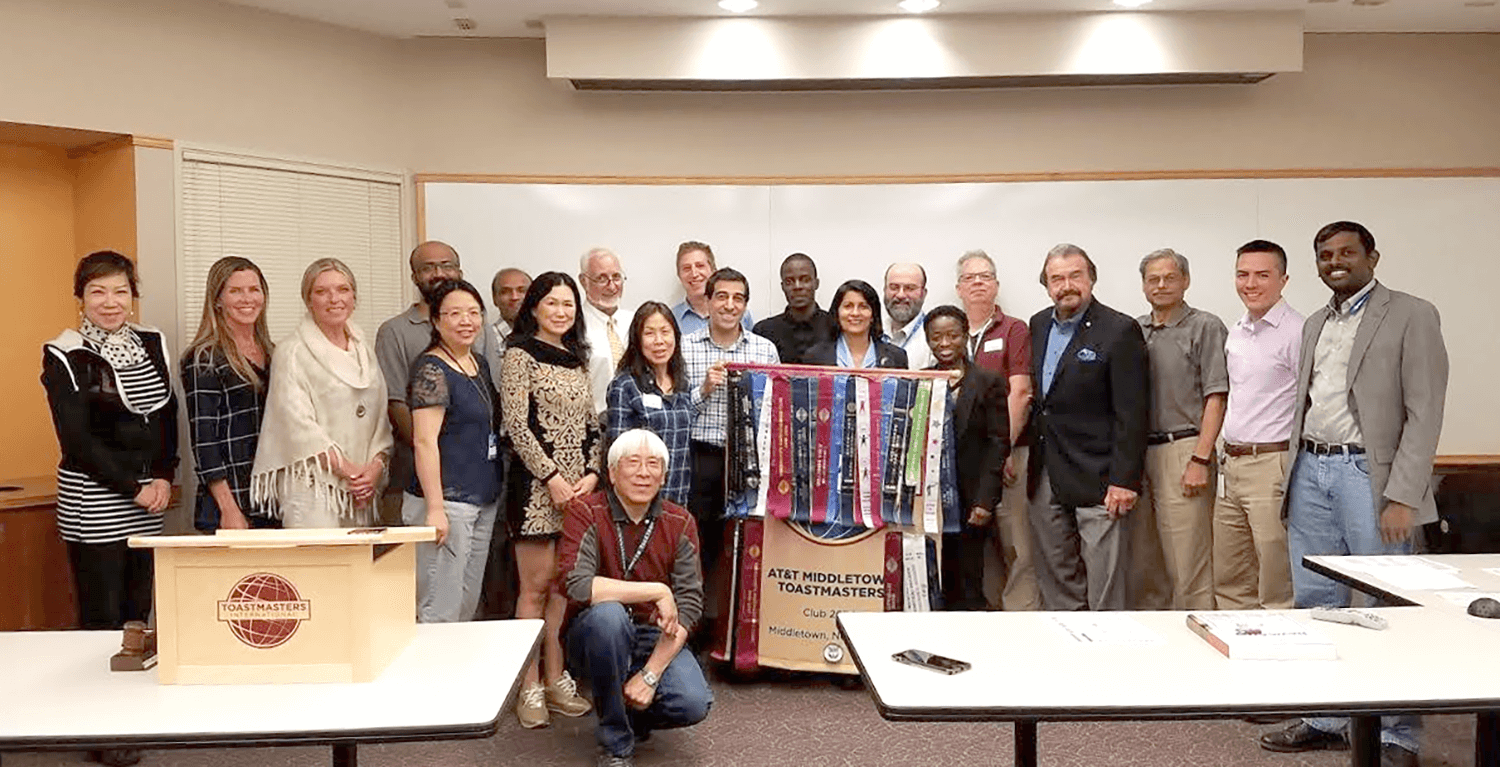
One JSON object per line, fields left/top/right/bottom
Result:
{"left": 606, "top": 373, "right": 694, "bottom": 505}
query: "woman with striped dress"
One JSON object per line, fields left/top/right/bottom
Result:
{"left": 41, "top": 251, "right": 178, "bottom": 632}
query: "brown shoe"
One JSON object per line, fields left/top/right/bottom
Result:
{"left": 87, "top": 750, "right": 143, "bottom": 767}
{"left": 545, "top": 671, "right": 592, "bottom": 717}
{"left": 1260, "top": 721, "right": 1348, "bottom": 753}
{"left": 515, "top": 682, "right": 550, "bottom": 729}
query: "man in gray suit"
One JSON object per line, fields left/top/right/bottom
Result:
{"left": 1260, "top": 221, "right": 1448, "bottom": 767}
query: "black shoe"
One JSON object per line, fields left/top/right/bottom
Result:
{"left": 87, "top": 750, "right": 143, "bottom": 767}
{"left": 1381, "top": 744, "right": 1419, "bottom": 767}
{"left": 1260, "top": 722, "right": 1349, "bottom": 753}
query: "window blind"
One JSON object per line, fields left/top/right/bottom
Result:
{"left": 180, "top": 155, "right": 404, "bottom": 346}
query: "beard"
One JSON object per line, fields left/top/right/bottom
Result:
{"left": 886, "top": 299, "right": 920, "bottom": 327}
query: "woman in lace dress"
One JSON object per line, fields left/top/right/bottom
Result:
{"left": 502, "top": 271, "right": 599, "bottom": 728}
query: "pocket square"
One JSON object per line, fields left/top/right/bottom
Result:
{"left": 1076, "top": 347, "right": 1098, "bottom": 362}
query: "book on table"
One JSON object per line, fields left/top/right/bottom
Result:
{"left": 1185, "top": 612, "right": 1338, "bottom": 661}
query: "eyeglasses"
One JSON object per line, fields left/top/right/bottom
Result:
{"left": 617, "top": 456, "right": 664, "bottom": 473}
{"left": 439, "top": 309, "right": 483, "bottom": 322}
{"left": 958, "top": 272, "right": 996, "bottom": 284}
{"left": 415, "top": 261, "right": 461, "bottom": 276}
{"left": 587, "top": 274, "right": 627, "bottom": 287}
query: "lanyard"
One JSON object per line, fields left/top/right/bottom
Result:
{"left": 436, "top": 344, "right": 493, "bottom": 420}
{"left": 889, "top": 314, "right": 926, "bottom": 351}
{"left": 615, "top": 516, "right": 657, "bottom": 580}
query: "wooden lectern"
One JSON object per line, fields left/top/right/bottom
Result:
{"left": 129, "top": 527, "right": 435, "bottom": 685}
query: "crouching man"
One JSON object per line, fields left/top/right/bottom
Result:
{"left": 557, "top": 428, "right": 713, "bottom": 767}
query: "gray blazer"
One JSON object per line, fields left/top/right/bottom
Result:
{"left": 1284, "top": 281, "right": 1448, "bottom": 524}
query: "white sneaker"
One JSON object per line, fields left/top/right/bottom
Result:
{"left": 515, "top": 681, "right": 549, "bottom": 729}
{"left": 545, "top": 670, "right": 592, "bottom": 717}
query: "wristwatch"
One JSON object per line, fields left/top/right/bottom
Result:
{"left": 1189, "top": 453, "right": 1213, "bottom": 466}
{"left": 640, "top": 669, "right": 660, "bottom": 688}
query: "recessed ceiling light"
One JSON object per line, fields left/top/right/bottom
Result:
{"left": 1113, "top": 0, "right": 1152, "bottom": 7}
{"left": 718, "top": 0, "right": 758, "bottom": 12}
{"left": 898, "top": 0, "right": 941, "bottom": 12}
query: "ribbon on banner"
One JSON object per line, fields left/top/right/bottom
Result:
{"left": 733, "top": 518, "right": 765, "bottom": 672}
{"left": 854, "top": 377, "right": 874, "bottom": 529}
{"left": 789, "top": 377, "right": 813, "bottom": 524}
{"left": 766, "top": 375, "right": 792, "bottom": 520}
{"left": 811, "top": 376, "right": 833, "bottom": 525}
{"left": 753, "top": 372, "right": 772, "bottom": 518}
{"left": 826, "top": 375, "right": 847, "bottom": 528}
{"left": 880, "top": 378, "right": 904, "bottom": 526}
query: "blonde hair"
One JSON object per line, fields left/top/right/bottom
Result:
{"left": 184, "top": 256, "right": 275, "bottom": 390}
{"left": 301, "top": 257, "right": 359, "bottom": 306}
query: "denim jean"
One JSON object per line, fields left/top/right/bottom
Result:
{"left": 567, "top": 602, "right": 713, "bottom": 758}
{"left": 401, "top": 493, "right": 497, "bottom": 623}
{"left": 1286, "top": 449, "right": 1420, "bottom": 753}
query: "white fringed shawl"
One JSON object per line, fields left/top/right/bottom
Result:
{"left": 251, "top": 315, "right": 393, "bottom": 520}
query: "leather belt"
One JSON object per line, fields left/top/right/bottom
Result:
{"left": 1302, "top": 439, "right": 1365, "bottom": 456}
{"left": 1224, "top": 440, "right": 1290, "bottom": 457}
{"left": 1147, "top": 428, "right": 1199, "bottom": 446}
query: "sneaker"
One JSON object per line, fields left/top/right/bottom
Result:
{"left": 515, "top": 681, "right": 550, "bottom": 729}
{"left": 597, "top": 751, "right": 634, "bottom": 767}
{"left": 545, "top": 671, "right": 593, "bottom": 717}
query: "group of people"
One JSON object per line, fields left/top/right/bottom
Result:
{"left": 42, "top": 219, "right": 1446, "bottom": 767}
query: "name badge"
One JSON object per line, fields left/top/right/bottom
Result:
{"left": 983, "top": 337, "right": 1005, "bottom": 354}
{"left": 488, "top": 433, "right": 498, "bottom": 461}
{"left": 640, "top": 393, "right": 664, "bottom": 409}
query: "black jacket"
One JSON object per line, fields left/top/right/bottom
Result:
{"left": 1026, "top": 300, "right": 1149, "bottom": 508}
{"left": 42, "top": 327, "right": 179, "bottom": 497}
{"left": 951, "top": 365, "right": 1011, "bottom": 513}
{"left": 804, "top": 338, "right": 909, "bottom": 370}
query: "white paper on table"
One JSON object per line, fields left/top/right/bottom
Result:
{"left": 1434, "top": 591, "right": 1500, "bottom": 609}
{"left": 1050, "top": 614, "right": 1163, "bottom": 645}
{"left": 1332, "top": 556, "right": 1471, "bottom": 590}
{"left": 1482, "top": 568, "right": 1500, "bottom": 579}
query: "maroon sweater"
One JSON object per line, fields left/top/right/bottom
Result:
{"left": 556, "top": 490, "right": 704, "bottom": 631}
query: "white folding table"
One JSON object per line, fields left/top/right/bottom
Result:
{"left": 838, "top": 608, "right": 1500, "bottom": 767}
{"left": 0, "top": 619, "right": 541, "bottom": 766}
{"left": 1305, "top": 552, "right": 1500, "bottom": 766}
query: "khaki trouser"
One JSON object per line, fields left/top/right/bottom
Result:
{"left": 1132, "top": 437, "right": 1216, "bottom": 610}
{"left": 982, "top": 446, "right": 1042, "bottom": 611}
{"left": 1213, "top": 449, "right": 1294, "bottom": 610}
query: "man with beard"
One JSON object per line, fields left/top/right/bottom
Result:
{"left": 376, "top": 241, "right": 503, "bottom": 526}
{"left": 1026, "top": 243, "right": 1149, "bottom": 611}
{"left": 883, "top": 262, "right": 932, "bottom": 371}
{"left": 490, "top": 267, "right": 530, "bottom": 342}
{"left": 753, "top": 253, "right": 836, "bottom": 365}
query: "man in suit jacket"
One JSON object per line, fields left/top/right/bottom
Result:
{"left": 1260, "top": 221, "right": 1447, "bottom": 767}
{"left": 1026, "top": 244, "right": 1150, "bottom": 611}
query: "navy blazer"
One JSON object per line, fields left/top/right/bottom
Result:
{"left": 804, "top": 338, "right": 909, "bottom": 370}
{"left": 1025, "top": 300, "right": 1149, "bottom": 508}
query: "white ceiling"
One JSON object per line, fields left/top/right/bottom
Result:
{"left": 219, "top": 0, "right": 1500, "bottom": 38}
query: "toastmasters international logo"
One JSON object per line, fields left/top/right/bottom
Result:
{"left": 217, "top": 572, "right": 312, "bottom": 649}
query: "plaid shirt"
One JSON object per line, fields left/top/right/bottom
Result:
{"left": 683, "top": 327, "right": 780, "bottom": 446}
{"left": 606, "top": 373, "right": 694, "bottom": 505}
{"left": 181, "top": 347, "right": 269, "bottom": 526}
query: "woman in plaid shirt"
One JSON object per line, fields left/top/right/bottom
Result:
{"left": 606, "top": 302, "right": 694, "bottom": 506}
{"left": 182, "top": 256, "right": 277, "bottom": 531}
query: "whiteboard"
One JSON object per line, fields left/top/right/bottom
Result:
{"left": 422, "top": 176, "right": 1499, "bottom": 454}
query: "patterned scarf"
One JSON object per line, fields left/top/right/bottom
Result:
{"left": 79, "top": 317, "right": 147, "bottom": 368}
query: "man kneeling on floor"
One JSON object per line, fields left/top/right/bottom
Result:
{"left": 558, "top": 428, "right": 713, "bottom": 767}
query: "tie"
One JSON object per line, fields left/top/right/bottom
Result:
{"left": 607, "top": 316, "right": 624, "bottom": 367}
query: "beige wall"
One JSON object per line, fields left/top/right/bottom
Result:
{"left": 1, "top": 0, "right": 1497, "bottom": 175}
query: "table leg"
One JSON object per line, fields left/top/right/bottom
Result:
{"left": 1348, "top": 716, "right": 1380, "bottom": 767}
{"left": 1014, "top": 720, "right": 1037, "bottom": 767}
{"left": 1478, "top": 711, "right": 1500, "bottom": 767}
{"left": 332, "top": 743, "right": 357, "bottom": 767}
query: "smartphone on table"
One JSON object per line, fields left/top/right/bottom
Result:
{"left": 892, "top": 649, "right": 971, "bottom": 675}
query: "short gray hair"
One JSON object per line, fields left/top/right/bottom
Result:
{"left": 957, "top": 249, "right": 996, "bottom": 276}
{"left": 1038, "top": 243, "right": 1097, "bottom": 286}
{"left": 1139, "top": 248, "right": 1190, "bottom": 279}
{"left": 607, "top": 428, "right": 670, "bottom": 472}
{"left": 579, "top": 247, "right": 620, "bottom": 275}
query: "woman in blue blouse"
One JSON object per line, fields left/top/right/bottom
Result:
{"left": 182, "top": 256, "right": 276, "bottom": 531}
{"left": 805, "top": 280, "right": 909, "bottom": 370}
{"left": 403, "top": 279, "right": 501, "bottom": 623}
{"left": 605, "top": 302, "right": 693, "bottom": 505}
